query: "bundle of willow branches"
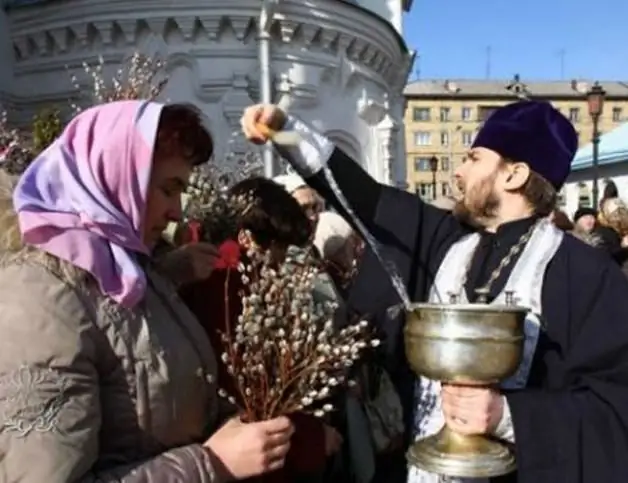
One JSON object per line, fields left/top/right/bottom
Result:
{"left": 219, "top": 248, "right": 379, "bottom": 421}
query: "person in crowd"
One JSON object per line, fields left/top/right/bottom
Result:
{"left": 0, "top": 100, "right": 294, "bottom": 482}
{"left": 574, "top": 204, "right": 623, "bottom": 255}
{"left": 274, "top": 172, "right": 325, "bottom": 228}
{"left": 597, "top": 196, "right": 628, "bottom": 275}
{"left": 600, "top": 179, "right": 619, "bottom": 210}
{"left": 314, "top": 211, "right": 361, "bottom": 297}
{"left": 178, "top": 176, "right": 343, "bottom": 483}
{"left": 550, "top": 208, "right": 605, "bottom": 247}
{"left": 0, "top": 123, "right": 35, "bottom": 184}
{"left": 313, "top": 209, "right": 406, "bottom": 483}
{"left": 573, "top": 206, "right": 597, "bottom": 233}
{"left": 240, "top": 100, "right": 628, "bottom": 483}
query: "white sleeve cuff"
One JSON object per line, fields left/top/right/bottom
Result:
{"left": 493, "top": 396, "right": 515, "bottom": 444}
{"left": 273, "top": 116, "right": 335, "bottom": 178}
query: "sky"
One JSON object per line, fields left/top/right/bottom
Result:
{"left": 403, "top": 0, "right": 628, "bottom": 81}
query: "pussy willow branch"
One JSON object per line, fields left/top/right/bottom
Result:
{"left": 222, "top": 268, "right": 254, "bottom": 421}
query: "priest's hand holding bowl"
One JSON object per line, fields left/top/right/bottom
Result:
{"left": 441, "top": 385, "right": 504, "bottom": 435}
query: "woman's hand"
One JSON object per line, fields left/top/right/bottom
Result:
{"left": 204, "top": 416, "right": 294, "bottom": 479}
{"left": 178, "top": 242, "right": 220, "bottom": 281}
{"left": 157, "top": 242, "right": 219, "bottom": 285}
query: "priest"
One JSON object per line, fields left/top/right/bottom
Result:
{"left": 241, "top": 101, "right": 628, "bottom": 483}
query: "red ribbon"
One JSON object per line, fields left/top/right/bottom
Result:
{"left": 188, "top": 221, "right": 201, "bottom": 243}
{"left": 187, "top": 222, "right": 239, "bottom": 269}
{"left": 215, "top": 240, "right": 241, "bottom": 269}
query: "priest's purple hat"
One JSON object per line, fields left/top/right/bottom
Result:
{"left": 472, "top": 101, "right": 578, "bottom": 189}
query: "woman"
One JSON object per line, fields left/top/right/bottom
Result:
{"left": 0, "top": 100, "right": 293, "bottom": 482}
{"left": 274, "top": 172, "right": 325, "bottom": 229}
{"left": 179, "top": 176, "right": 341, "bottom": 482}
{"left": 598, "top": 196, "right": 628, "bottom": 276}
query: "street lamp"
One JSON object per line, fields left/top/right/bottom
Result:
{"left": 586, "top": 81, "right": 606, "bottom": 208}
{"left": 506, "top": 74, "right": 530, "bottom": 100}
{"left": 444, "top": 81, "right": 460, "bottom": 181}
{"left": 429, "top": 155, "right": 438, "bottom": 200}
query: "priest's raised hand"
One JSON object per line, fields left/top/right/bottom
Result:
{"left": 241, "top": 104, "right": 287, "bottom": 144}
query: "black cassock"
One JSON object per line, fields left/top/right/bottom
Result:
{"left": 301, "top": 148, "right": 628, "bottom": 483}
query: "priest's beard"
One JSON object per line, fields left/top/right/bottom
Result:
{"left": 453, "top": 171, "right": 500, "bottom": 228}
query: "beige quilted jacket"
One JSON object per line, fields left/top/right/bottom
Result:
{"left": 0, "top": 180, "right": 224, "bottom": 482}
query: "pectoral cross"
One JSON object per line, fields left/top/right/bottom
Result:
{"left": 475, "top": 288, "right": 490, "bottom": 304}
{"left": 504, "top": 290, "right": 516, "bottom": 306}
{"left": 447, "top": 292, "right": 459, "bottom": 304}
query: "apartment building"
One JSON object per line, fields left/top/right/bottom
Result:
{"left": 404, "top": 77, "right": 628, "bottom": 199}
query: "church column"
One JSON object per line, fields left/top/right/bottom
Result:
{"left": 258, "top": 0, "right": 280, "bottom": 178}
{"left": 376, "top": 114, "right": 399, "bottom": 186}
{"left": 357, "top": 94, "right": 388, "bottom": 182}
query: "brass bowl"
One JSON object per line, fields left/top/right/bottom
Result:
{"left": 404, "top": 302, "right": 529, "bottom": 477}
{"left": 404, "top": 303, "right": 527, "bottom": 385}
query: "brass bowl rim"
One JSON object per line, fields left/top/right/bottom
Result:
{"left": 407, "top": 302, "right": 529, "bottom": 315}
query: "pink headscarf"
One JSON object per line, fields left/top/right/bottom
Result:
{"left": 13, "top": 100, "right": 164, "bottom": 308}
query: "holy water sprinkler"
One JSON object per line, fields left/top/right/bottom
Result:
{"left": 404, "top": 299, "right": 527, "bottom": 478}
{"left": 256, "top": 123, "right": 302, "bottom": 146}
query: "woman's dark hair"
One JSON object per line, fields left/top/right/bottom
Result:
{"left": 154, "top": 103, "right": 213, "bottom": 166}
{"left": 229, "top": 176, "right": 312, "bottom": 249}
{"left": 603, "top": 180, "right": 619, "bottom": 200}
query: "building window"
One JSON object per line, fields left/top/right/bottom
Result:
{"left": 440, "top": 107, "right": 450, "bottom": 122}
{"left": 440, "top": 131, "right": 449, "bottom": 146}
{"left": 441, "top": 182, "right": 451, "bottom": 196}
{"left": 441, "top": 156, "right": 450, "bottom": 172}
{"left": 461, "top": 107, "right": 472, "bottom": 121}
{"left": 577, "top": 183, "right": 591, "bottom": 207}
{"left": 461, "top": 130, "right": 474, "bottom": 146}
{"left": 413, "top": 107, "right": 431, "bottom": 122}
{"left": 557, "top": 189, "right": 566, "bottom": 207}
{"left": 414, "top": 157, "right": 432, "bottom": 171}
{"left": 569, "top": 107, "right": 580, "bottom": 122}
{"left": 613, "top": 107, "right": 623, "bottom": 122}
{"left": 414, "top": 131, "right": 431, "bottom": 146}
{"left": 478, "top": 106, "right": 498, "bottom": 122}
{"left": 415, "top": 182, "right": 431, "bottom": 198}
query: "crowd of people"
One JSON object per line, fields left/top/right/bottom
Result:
{"left": 0, "top": 96, "right": 628, "bottom": 483}
{"left": 551, "top": 191, "right": 628, "bottom": 275}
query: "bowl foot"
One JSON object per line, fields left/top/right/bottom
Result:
{"left": 407, "top": 426, "right": 516, "bottom": 478}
